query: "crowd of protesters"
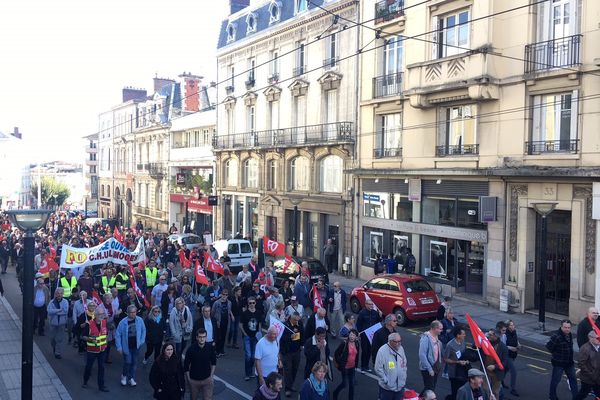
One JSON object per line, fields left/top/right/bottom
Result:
{"left": 1, "top": 211, "right": 599, "bottom": 400}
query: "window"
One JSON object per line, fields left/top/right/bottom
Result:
{"left": 325, "top": 33, "right": 337, "bottom": 67}
{"left": 289, "top": 156, "right": 310, "bottom": 191}
{"left": 246, "top": 13, "right": 257, "bottom": 34}
{"left": 269, "top": 50, "right": 279, "bottom": 78}
{"left": 268, "top": 100, "right": 279, "bottom": 131}
{"left": 269, "top": 1, "right": 280, "bottom": 23}
{"left": 155, "top": 184, "right": 162, "bottom": 211}
{"left": 295, "top": 42, "right": 305, "bottom": 75}
{"left": 432, "top": 10, "right": 469, "bottom": 59}
{"left": 296, "top": 0, "right": 308, "bottom": 13}
{"left": 247, "top": 58, "right": 256, "bottom": 83}
{"left": 320, "top": 155, "right": 343, "bottom": 193}
{"left": 383, "top": 36, "right": 403, "bottom": 75}
{"left": 226, "top": 22, "right": 236, "bottom": 42}
{"left": 225, "top": 159, "right": 238, "bottom": 187}
{"left": 244, "top": 158, "right": 259, "bottom": 188}
{"left": 247, "top": 106, "right": 256, "bottom": 132}
{"left": 438, "top": 105, "right": 477, "bottom": 155}
{"left": 227, "top": 109, "right": 235, "bottom": 135}
{"left": 145, "top": 183, "right": 150, "bottom": 208}
{"left": 267, "top": 160, "right": 277, "bottom": 190}
{"left": 324, "top": 90, "right": 337, "bottom": 137}
{"left": 531, "top": 91, "right": 578, "bottom": 151}
{"left": 294, "top": 96, "right": 307, "bottom": 142}
{"left": 227, "top": 65, "right": 235, "bottom": 91}
{"left": 375, "top": 113, "right": 402, "bottom": 157}
{"left": 537, "top": 0, "right": 580, "bottom": 41}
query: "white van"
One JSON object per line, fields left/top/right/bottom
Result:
{"left": 212, "top": 239, "right": 254, "bottom": 273}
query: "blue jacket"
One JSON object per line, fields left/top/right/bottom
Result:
{"left": 418, "top": 332, "right": 442, "bottom": 373}
{"left": 299, "top": 377, "right": 329, "bottom": 400}
{"left": 115, "top": 316, "right": 146, "bottom": 355}
{"left": 293, "top": 282, "right": 311, "bottom": 308}
{"left": 47, "top": 298, "right": 69, "bottom": 326}
{"left": 326, "top": 288, "right": 347, "bottom": 313}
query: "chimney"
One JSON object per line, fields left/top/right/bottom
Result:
{"left": 11, "top": 127, "right": 22, "bottom": 139}
{"left": 179, "top": 72, "right": 203, "bottom": 112}
{"left": 122, "top": 87, "right": 148, "bottom": 102}
{"left": 153, "top": 76, "right": 176, "bottom": 92}
{"left": 229, "top": 0, "right": 250, "bottom": 14}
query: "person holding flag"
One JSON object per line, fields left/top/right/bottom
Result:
{"left": 576, "top": 307, "right": 600, "bottom": 348}
{"left": 482, "top": 329, "right": 509, "bottom": 400}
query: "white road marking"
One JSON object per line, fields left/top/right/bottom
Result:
{"left": 214, "top": 375, "right": 253, "bottom": 399}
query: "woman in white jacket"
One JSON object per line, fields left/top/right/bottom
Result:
{"left": 169, "top": 297, "right": 193, "bottom": 357}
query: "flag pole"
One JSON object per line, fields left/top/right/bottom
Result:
{"left": 476, "top": 348, "right": 494, "bottom": 398}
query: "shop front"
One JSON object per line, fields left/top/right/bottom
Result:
{"left": 220, "top": 192, "right": 259, "bottom": 247}
{"left": 169, "top": 193, "right": 213, "bottom": 236}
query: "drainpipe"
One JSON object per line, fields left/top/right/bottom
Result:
{"left": 352, "top": 0, "right": 361, "bottom": 278}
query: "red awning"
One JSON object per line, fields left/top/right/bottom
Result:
{"left": 169, "top": 194, "right": 212, "bottom": 215}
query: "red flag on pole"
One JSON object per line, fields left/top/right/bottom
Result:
{"left": 283, "top": 254, "right": 295, "bottom": 274}
{"left": 91, "top": 289, "right": 103, "bottom": 306}
{"left": 263, "top": 236, "right": 286, "bottom": 257}
{"left": 194, "top": 260, "right": 209, "bottom": 285}
{"left": 178, "top": 249, "right": 191, "bottom": 269}
{"left": 466, "top": 313, "right": 504, "bottom": 370}
{"left": 127, "top": 263, "right": 151, "bottom": 309}
{"left": 204, "top": 253, "right": 224, "bottom": 276}
{"left": 588, "top": 316, "right": 600, "bottom": 338}
{"left": 38, "top": 255, "right": 59, "bottom": 276}
{"left": 113, "top": 226, "right": 124, "bottom": 243}
{"left": 49, "top": 244, "right": 57, "bottom": 258}
{"left": 312, "top": 284, "right": 323, "bottom": 312}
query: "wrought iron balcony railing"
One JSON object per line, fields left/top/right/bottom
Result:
{"left": 323, "top": 57, "right": 338, "bottom": 69}
{"left": 148, "top": 162, "right": 166, "bottom": 178}
{"left": 524, "top": 34, "right": 582, "bottom": 73}
{"left": 436, "top": 144, "right": 479, "bottom": 157}
{"left": 524, "top": 139, "right": 579, "bottom": 155}
{"left": 213, "top": 121, "right": 354, "bottom": 150}
{"left": 374, "top": 0, "right": 404, "bottom": 24}
{"left": 292, "top": 66, "right": 305, "bottom": 77}
{"left": 373, "top": 146, "right": 402, "bottom": 158}
{"left": 373, "top": 72, "right": 403, "bottom": 98}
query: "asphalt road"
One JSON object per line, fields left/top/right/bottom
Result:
{"left": 3, "top": 268, "right": 577, "bottom": 400}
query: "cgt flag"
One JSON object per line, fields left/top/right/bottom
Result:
{"left": 195, "top": 260, "right": 209, "bottom": 285}
{"left": 312, "top": 284, "right": 323, "bottom": 312}
{"left": 263, "top": 236, "right": 286, "bottom": 257}
{"left": 204, "top": 253, "right": 224, "bottom": 276}
{"left": 283, "top": 254, "right": 296, "bottom": 274}
{"left": 113, "top": 226, "right": 124, "bottom": 243}
{"left": 466, "top": 313, "right": 504, "bottom": 370}
{"left": 128, "top": 263, "right": 151, "bottom": 309}
{"left": 178, "top": 249, "right": 191, "bottom": 269}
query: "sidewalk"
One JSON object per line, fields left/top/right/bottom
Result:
{"left": 331, "top": 272, "right": 562, "bottom": 348}
{"left": 0, "top": 295, "right": 72, "bottom": 400}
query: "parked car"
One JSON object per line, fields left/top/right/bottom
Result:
{"left": 272, "top": 256, "right": 329, "bottom": 287}
{"left": 167, "top": 233, "right": 203, "bottom": 250}
{"left": 85, "top": 218, "right": 118, "bottom": 229}
{"left": 212, "top": 239, "right": 254, "bottom": 273}
{"left": 349, "top": 274, "right": 440, "bottom": 326}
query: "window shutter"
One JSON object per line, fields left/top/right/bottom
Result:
{"left": 570, "top": 89, "right": 579, "bottom": 141}
{"left": 531, "top": 96, "right": 542, "bottom": 141}
{"left": 431, "top": 15, "right": 440, "bottom": 59}
{"left": 536, "top": 1, "right": 550, "bottom": 41}
{"left": 438, "top": 107, "right": 447, "bottom": 146}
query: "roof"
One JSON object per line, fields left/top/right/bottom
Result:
{"left": 217, "top": 0, "right": 329, "bottom": 49}
{"left": 170, "top": 109, "right": 216, "bottom": 131}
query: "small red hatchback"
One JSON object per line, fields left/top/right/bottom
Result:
{"left": 350, "top": 274, "right": 441, "bottom": 326}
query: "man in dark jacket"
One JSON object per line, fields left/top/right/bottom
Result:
{"left": 574, "top": 330, "right": 600, "bottom": 400}
{"left": 483, "top": 329, "right": 509, "bottom": 400}
{"left": 576, "top": 307, "right": 600, "bottom": 348}
{"left": 356, "top": 298, "right": 381, "bottom": 373}
{"left": 0, "top": 240, "right": 10, "bottom": 274}
{"left": 304, "top": 327, "right": 330, "bottom": 379}
{"left": 192, "top": 305, "right": 220, "bottom": 350}
{"left": 546, "top": 319, "right": 578, "bottom": 400}
{"left": 456, "top": 368, "right": 489, "bottom": 400}
{"left": 280, "top": 312, "right": 304, "bottom": 396}
{"left": 371, "top": 314, "right": 398, "bottom": 367}
{"left": 293, "top": 274, "right": 311, "bottom": 322}
{"left": 304, "top": 307, "right": 330, "bottom": 339}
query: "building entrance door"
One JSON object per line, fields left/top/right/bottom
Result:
{"left": 535, "top": 210, "right": 571, "bottom": 316}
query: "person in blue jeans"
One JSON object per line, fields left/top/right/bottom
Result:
{"left": 240, "top": 296, "right": 263, "bottom": 380}
{"left": 115, "top": 305, "right": 146, "bottom": 387}
{"left": 546, "top": 319, "right": 578, "bottom": 400}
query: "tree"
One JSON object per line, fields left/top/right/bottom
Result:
{"left": 30, "top": 176, "right": 71, "bottom": 207}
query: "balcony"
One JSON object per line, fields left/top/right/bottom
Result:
{"left": 245, "top": 75, "right": 255, "bottom": 89}
{"left": 225, "top": 85, "right": 235, "bottom": 95}
{"left": 148, "top": 162, "right": 166, "bottom": 178}
{"left": 374, "top": 0, "right": 404, "bottom": 25}
{"left": 524, "top": 35, "right": 582, "bottom": 74}
{"left": 524, "top": 139, "right": 579, "bottom": 155}
{"left": 323, "top": 57, "right": 338, "bottom": 70}
{"left": 268, "top": 73, "right": 279, "bottom": 85}
{"left": 213, "top": 121, "right": 354, "bottom": 150}
{"left": 85, "top": 144, "right": 98, "bottom": 153}
{"left": 135, "top": 206, "right": 149, "bottom": 215}
{"left": 373, "top": 72, "right": 403, "bottom": 98}
{"left": 136, "top": 163, "right": 149, "bottom": 171}
{"left": 436, "top": 144, "right": 479, "bottom": 157}
{"left": 373, "top": 146, "right": 402, "bottom": 158}
{"left": 292, "top": 66, "right": 305, "bottom": 77}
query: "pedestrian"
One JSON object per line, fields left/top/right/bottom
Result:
{"left": 327, "top": 282, "right": 346, "bottom": 339}
{"left": 574, "top": 330, "right": 600, "bottom": 400}
{"left": 419, "top": 320, "right": 444, "bottom": 396}
{"left": 293, "top": 274, "right": 311, "bottom": 322}
{"left": 81, "top": 307, "right": 110, "bottom": 392}
{"left": 280, "top": 312, "right": 304, "bottom": 397}
{"left": 255, "top": 326, "right": 282, "bottom": 387}
{"left": 576, "top": 306, "right": 600, "bottom": 348}
{"left": 546, "top": 319, "right": 578, "bottom": 400}
{"left": 503, "top": 320, "right": 520, "bottom": 397}
{"left": 47, "top": 287, "right": 69, "bottom": 359}
{"left": 374, "top": 332, "right": 407, "bottom": 400}
{"left": 73, "top": 290, "right": 91, "bottom": 353}
{"left": 305, "top": 307, "right": 330, "bottom": 339}
{"left": 323, "top": 238, "right": 336, "bottom": 273}
{"left": 253, "top": 371, "right": 283, "bottom": 400}
{"left": 33, "top": 273, "right": 50, "bottom": 336}
{"left": 144, "top": 306, "right": 166, "bottom": 364}
{"left": 184, "top": 328, "right": 217, "bottom": 400}
{"left": 373, "top": 254, "right": 383, "bottom": 275}
{"left": 285, "top": 295, "right": 304, "bottom": 321}
{"left": 228, "top": 286, "right": 243, "bottom": 349}
{"left": 300, "top": 361, "right": 330, "bottom": 400}
{"left": 241, "top": 296, "right": 264, "bottom": 381}
{"left": 281, "top": 280, "right": 293, "bottom": 307}
{"left": 456, "top": 369, "right": 490, "bottom": 400}
{"left": 371, "top": 314, "right": 398, "bottom": 367}
{"left": 444, "top": 326, "right": 471, "bottom": 400}
{"left": 332, "top": 328, "right": 359, "bottom": 400}
{"left": 356, "top": 297, "right": 381, "bottom": 373}
{"left": 151, "top": 275, "right": 169, "bottom": 307}
{"left": 0, "top": 240, "right": 10, "bottom": 274}
{"left": 211, "top": 288, "right": 233, "bottom": 357}
{"left": 404, "top": 248, "right": 416, "bottom": 274}
{"left": 192, "top": 305, "right": 219, "bottom": 349}
{"left": 436, "top": 296, "right": 451, "bottom": 321}
{"left": 440, "top": 307, "right": 458, "bottom": 346}
{"left": 169, "top": 297, "right": 193, "bottom": 357}
{"left": 338, "top": 313, "right": 356, "bottom": 338}
{"left": 149, "top": 342, "right": 186, "bottom": 400}
{"left": 304, "top": 327, "right": 330, "bottom": 379}
{"left": 115, "top": 304, "right": 147, "bottom": 386}
{"left": 482, "top": 329, "right": 508, "bottom": 400}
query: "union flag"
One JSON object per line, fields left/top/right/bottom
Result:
{"left": 263, "top": 236, "right": 285, "bottom": 257}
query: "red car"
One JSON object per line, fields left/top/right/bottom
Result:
{"left": 350, "top": 274, "right": 441, "bottom": 326}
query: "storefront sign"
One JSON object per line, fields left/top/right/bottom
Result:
{"left": 176, "top": 173, "right": 186, "bottom": 185}
{"left": 169, "top": 193, "right": 212, "bottom": 215}
{"left": 408, "top": 179, "right": 421, "bottom": 202}
{"left": 363, "top": 217, "right": 488, "bottom": 243}
{"left": 363, "top": 193, "right": 380, "bottom": 202}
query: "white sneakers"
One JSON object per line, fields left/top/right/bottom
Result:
{"left": 129, "top": 379, "right": 137, "bottom": 387}
{"left": 120, "top": 376, "right": 127, "bottom": 386}
{"left": 142, "top": 358, "right": 148, "bottom": 365}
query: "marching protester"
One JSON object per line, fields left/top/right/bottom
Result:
{"left": 419, "top": 320, "right": 444, "bottom": 396}
{"left": 576, "top": 307, "right": 600, "bottom": 348}
{"left": 280, "top": 311, "right": 304, "bottom": 397}
{"left": 184, "top": 328, "right": 217, "bottom": 400}
{"left": 47, "top": 287, "right": 69, "bottom": 359}
{"left": 371, "top": 314, "right": 398, "bottom": 367}
{"left": 255, "top": 326, "right": 282, "bottom": 387}
{"left": 332, "top": 328, "right": 359, "bottom": 400}
{"left": 482, "top": 329, "right": 508, "bottom": 400}
{"left": 356, "top": 297, "right": 381, "bottom": 373}
{"left": 211, "top": 288, "right": 233, "bottom": 357}
{"left": 33, "top": 272, "right": 50, "bottom": 336}
{"left": 546, "top": 319, "right": 579, "bottom": 400}
{"left": 115, "top": 305, "right": 146, "bottom": 386}
{"left": 149, "top": 342, "right": 186, "bottom": 400}
{"left": 574, "top": 330, "right": 600, "bottom": 400}
{"left": 169, "top": 297, "right": 193, "bottom": 357}
{"left": 443, "top": 326, "right": 472, "bottom": 400}
{"left": 304, "top": 327, "right": 330, "bottom": 380}
{"left": 504, "top": 320, "right": 520, "bottom": 397}
{"left": 300, "top": 361, "right": 330, "bottom": 400}
{"left": 241, "top": 295, "right": 264, "bottom": 381}
{"left": 327, "top": 282, "right": 347, "bottom": 339}
{"left": 456, "top": 369, "right": 490, "bottom": 400}
{"left": 144, "top": 306, "right": 166, "bottom": 364}
{"left": 374, "top": 332, "right": 408, "bottom": 400}
{"left": 81, "top": 305, "right": 110, "bottom": 392}
{"left": 253, "top": 371, "right": 284, "bottom": 400}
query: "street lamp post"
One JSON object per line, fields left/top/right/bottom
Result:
{"left": 532, "top": 202, "right": 558, "bottom": 332}
{"left": 5, "top": 209, "right": 51, "bottom": 400}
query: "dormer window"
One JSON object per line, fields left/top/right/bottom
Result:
{"left": 226, "top": 22, "right": 237, "bottom": 43}
{"left": 269, "top": 1, "right": 281, "bottom": 24}
{"left": 296, "top": 0, "right": 308, "bottom": 14}
{"left": 246, "top": 13, "right": 257, "bottom": 34}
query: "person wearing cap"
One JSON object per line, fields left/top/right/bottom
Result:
{"left": 456, "top": 369, "right": 490, "bottom": 400}
{"left": 374, "top": 332, "right": 407, "bottom": 400}
{"left": 33, "top": 273, "right": 50, "bottom": 336}
{"left": 285, "top": 296, "right": 304, "bottom": 321}
{"left": 574, "top": 330, "right": 600, "bottom": 400}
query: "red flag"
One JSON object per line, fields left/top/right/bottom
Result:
{"left": 179, "top": 249, "right": 191, "bottom": 269}
{"left": 588, "top": 316, "right": 600, "bottom": 338}
{"left": 39, "top": 255, "right": 59, "bottom": 277}
{"left": 194, "top": 260, "right": 209, "bottom": 285}
{"left": 91, "top": 289, "right": 103, "bottom": 306}
{"left": 137, "top": 259, "right": 146, "bottom": 270}
{"left": 114, "top": 226, "right": 124, "bottom": 243}
{"left": 49, "top": 244, "right": 57, "bottom": 258}
{"left": 466, "top": 313, "right": 504, "bottom": 370}
{"left": 127, "top": 264, "right": 151, "bottom": 309}
{"left": 283, "top": 254, "right": 295, "bottom": 274}
{"left": 312, "top": 284, "right": 323, "bottom": 312}
{"left": 263, "top": 236, "right": 285, "bottom": 257}
{"left": 204, "top": 253, "right": 224, "bottom": 275}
